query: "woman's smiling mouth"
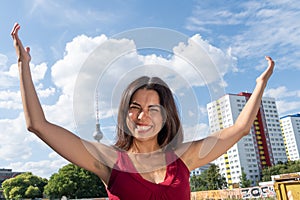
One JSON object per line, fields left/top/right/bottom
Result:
{"left": 136, "top": 125, "right": 153, "bottom": 133}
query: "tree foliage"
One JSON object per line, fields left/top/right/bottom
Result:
{"left": 190, "top": 164, "right": 227, "bottom": 191}
{"left": 240, "top": 167, "right": 251, "bottom": 188}
{"left": 1, "top": 172, "right": 48, "bottom": 199}
{"left": 44, "top": 163, "right": 107, "bottom": 199}
{"left": 261, "top": 160, "right": 300, "bottom": 181}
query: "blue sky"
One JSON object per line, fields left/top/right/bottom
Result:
{"left": 0, "top": 0, "right": 299, "bottom": 178}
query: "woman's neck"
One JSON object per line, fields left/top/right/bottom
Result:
{"left": 129, "top": 140, "right": 161, "bottom": 154}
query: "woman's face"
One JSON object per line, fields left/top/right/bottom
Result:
{"left": 126, "top": 88, "right": 165, "bottom": 142}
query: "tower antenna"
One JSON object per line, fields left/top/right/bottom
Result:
{"left": 93, "top": 90, "right": 103, "bottom": 142}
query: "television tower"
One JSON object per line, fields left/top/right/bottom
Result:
{"left": 93, "top": 90, "right": 103, "bottom": 142}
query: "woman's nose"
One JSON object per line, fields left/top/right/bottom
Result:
{"left": 137, "top": 110, "right": 148, "bottom": 120}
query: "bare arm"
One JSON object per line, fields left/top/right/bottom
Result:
{"left": 11, "top": 23, "right": 115, "bottom": 184}
{"left": 180, "top": 56, "right": 275, "bottom": 170}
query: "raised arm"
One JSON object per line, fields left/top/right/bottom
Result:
{"left": 11, "top": 23, "right": 115, "bottom": 184}
{"left": 180, "top": 56, "right": 275, "bottom": 170}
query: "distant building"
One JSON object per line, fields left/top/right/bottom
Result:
{"left": 0, "top": 189, "right": 3, "bottom": 200}
{"left": 0, "top": 168, "right": 23, "bottom": 186}
{"left": 207, "top": 92, "right": 287, "bottom": 188}
{"left": 190, "top": 163, "right": 213, "bottom": 177}
{"left": 280, "top": 113, "right": 300, "bottom": 161}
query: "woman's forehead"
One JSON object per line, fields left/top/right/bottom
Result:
{"left": 131, "top": 89, "right": 160, "bottom": 104}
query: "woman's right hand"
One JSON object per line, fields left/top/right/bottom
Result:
{"left": 11, "top": 23, "right": 31, "bottom": 63}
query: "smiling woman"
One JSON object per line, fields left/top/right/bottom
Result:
{"left": 11, "top": 22, "right": 275, "bottom": 200}
{"left": 115, "top": 76, "right": 181, "bottom": 153}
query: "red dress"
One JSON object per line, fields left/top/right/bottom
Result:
{"left": 106, "top": 151, "right": 190, "bottom": 200}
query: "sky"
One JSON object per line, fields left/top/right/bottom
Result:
{"left": 0, "top": 0, "right": 300, "bottom": 179}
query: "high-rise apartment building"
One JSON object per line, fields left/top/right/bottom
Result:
{"left": 207, "top": 92, "right": 287, "bottom": 187}
{"left": 0, "top": 168, "right": 23, "bottom": 186}
{"left": 280, "top": 113, "right": 300, "bottom": 161}
{"left": 190, "top": 163, "right": 212, "bottom": 177}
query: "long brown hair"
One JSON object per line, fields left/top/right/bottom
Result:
{"left": 114, "top": 76, "right": 183, "bottom": 151}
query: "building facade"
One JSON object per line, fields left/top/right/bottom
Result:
{"left": 0, "top": 168, "right": 23, "bottom": 186}
{"left": 280, "top": 113, "right": 300, "bottom": 161}
{"left": 207, "top": 92, "right": 287, "bottom": 187}
{"left": 190, "top": 163, "right": 212, "bottom": 177}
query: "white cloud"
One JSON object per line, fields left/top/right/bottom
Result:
{"left": 8, "top": 152, "right": 69, "bottom": 178}
{"left": 264, "top": 86, "right": 300, "bottom": 101}
{"left": 186, "top": 0, "right": 300, "bottom": 70}
{"left": 30, "top": 63, "right": 48, "bottom": 83}
{"left": 36, "top": 84, "right": 56, "bottom": 98}
{"left": 276, "top": 100, "right": 300, "bottom": 116}
{"left": 183, "top": 123, "right": 210, "bottom": 142}
{"left": 265, "top": 86, "right": 300, "bottom": 115}
{"left": 51, "top": 34, "right": 107, "bottom": 96}
{"left": 0, "top": 90, "right": 22, "bottom": 110}
{"left": 2, "top": 62, "right": 47, "bottom": 86}
{"left": 48, "top": 30, "right": 236, "bottom": 142}
{"left": 43, "top": 94, "right": 75, "bottom": 131}
{"left": 1, "top": 30, "right": 237, "bottom": 175}
{"left": 0, "top": 62, "right": 49, "bottom": 111}
{"left": 0, "top": 53, "right": 8, "bottom": 67}
{"left": 0, "top": 113, "right": 33, "bottom": 161}
{"left": 170, "top": 34, "right": 235, "bottom": 100}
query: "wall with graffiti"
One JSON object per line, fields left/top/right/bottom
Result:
{"left": 191, "top": 184, "right": 276, "bottom": 199}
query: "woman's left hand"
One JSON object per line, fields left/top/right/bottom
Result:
{"left": 256, "top": 56, "right": 275, "bottom": 84}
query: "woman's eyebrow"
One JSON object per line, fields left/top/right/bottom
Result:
{"left": 130, "top": 102, "right": 160, "bottom": 108}
{"left": 149, "top": 104, "right": 161, "bottom": 108}
{"left": 130, "top": 101, "right": 141, "bottom": 107}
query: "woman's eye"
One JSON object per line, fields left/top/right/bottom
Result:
{"left": 129, "top": 105, "right": 141, "bottom": 111}
{"left": 149, "top": 107, "right": 160, "bottom": 113}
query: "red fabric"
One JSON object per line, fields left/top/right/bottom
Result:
{"left": 107, "top": 151, "right": 190, "bottom": 200}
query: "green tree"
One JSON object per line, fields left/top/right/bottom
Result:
{"left": 44, "top": 163, "right": 107, "bottom": 199}
{"left": 205, "top": 164, "right": 227, "bottom": 190}
{"left": 261, "top": 160, "right": 300, "bottom": 181}
{"left": 190, "top": 164, "right": 227, "bottom": 191}
{"left": 2, "top": 172, "right": 48, "bottom": 199}
{"left": 240, "top": 167, "right": 251, "bottom": 188}
{"left": 190, "top": 175, "right": 206, "bottom": 192}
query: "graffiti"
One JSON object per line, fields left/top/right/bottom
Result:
{"left": 241, "top": 185, "right": 276, "bottom": 199}
{"left": 191, "top": 185, "right": 276, "bottom": 199}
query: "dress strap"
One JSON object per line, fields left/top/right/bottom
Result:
{"left": 115, "top": 151, "right": 137, "bottom": 173}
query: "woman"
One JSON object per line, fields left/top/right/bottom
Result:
{"left": 11, "top": 23, "right": 274, "bottom": 200}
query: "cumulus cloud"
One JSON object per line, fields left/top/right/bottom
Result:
{"left": 36, "top": 84, "right": 56, "bottom": 98}
{"left": 0, "top": 90, "right": 22, "bottom": 110}
{"left": 276, "top": 100, "right": 300, "bottom": 116}
{"left": 264, "top": 86, "right": 300, "bottom": 115}
{"left": 51, "top": 34, "right": 108, "bottom": 96}
{"left": 265, "top": 86, "right": 300, "bottom": 99}
{"left": 0, "top": 53, "right": 8, "bottom": 67}
{"left": 0, "top": 113, "right": 32, "bottom": 161}
{"left": 5, "top": 63, "right": 47, "bottom": 83}
{"left": 1, "top": 30, "right": 237, "bottom": 177}
{"left": 8, "top": 152, "right": 69, "bottom": 178}
{"left": 183, "top": 123, "right": 210, "bottom": 142}
{"left": 0, "top": 61, "right": 49, "bottom": 117}
{"left": 43, "top": 94, "right": 76, "bottom": 131}
{"left": 52, "top": 31, "right": 236, "bottom": 142}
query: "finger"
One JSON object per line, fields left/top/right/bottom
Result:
{"left": 25, "top": 47, "right": 30, "bottom": 54}
{"left": 265, "top": 56, "right": 272, "bottom": 61}
{"left": 11, "top": 23, "right": 20, "bottom": 38}
{"left": 265, "top": 56, "right": 275, "bottom": 67}
{"left": 11, "top": 24, "right": 26, "bottom": 50}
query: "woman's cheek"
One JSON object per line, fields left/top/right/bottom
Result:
{"left": 126, "top": 114, "right": 135, "bottom": 133}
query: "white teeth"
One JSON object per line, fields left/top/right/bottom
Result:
{"left": 136, "top": 125, "right": 151, "bottom": 131}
